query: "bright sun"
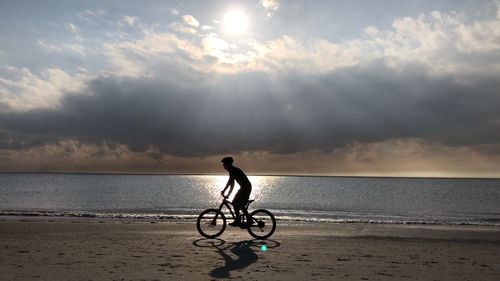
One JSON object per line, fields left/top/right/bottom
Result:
{"left": 223, "top": 9, "right": 248, "bottom": 36}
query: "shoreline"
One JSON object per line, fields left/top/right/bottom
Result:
{"left": 2, "top": 216, "right": 500, "bottom": 241}
{"left": 1, "top": 218, "right": 499, "bottom": 280}
{"left": 2, "top": 210, "right": 500, "bottom": 227}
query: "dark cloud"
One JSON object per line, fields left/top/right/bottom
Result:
{"left": 1, "top": 59, "right": 500, "bottom": 157}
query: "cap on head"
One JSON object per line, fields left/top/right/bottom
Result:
{"left": 221, "top": 157, "right": 234, "bottom": 165}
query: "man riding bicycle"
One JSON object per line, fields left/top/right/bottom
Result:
{"left": 220, "top": 157, "right": 252, "bottom": 227}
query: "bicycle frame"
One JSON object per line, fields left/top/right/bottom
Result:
{"left": 217, "top": 198, "right": 236, "bottom": 220}
{"left": 214, "top": 197, "right": 252, "bottom": 223}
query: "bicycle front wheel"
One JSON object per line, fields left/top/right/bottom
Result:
{"left": 247, "top": 209, "right": 276, "bottom": 239}
{"left": 196, "top": 209, "right": 226, "bottom": 239}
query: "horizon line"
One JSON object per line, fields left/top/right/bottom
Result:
{"left": 0, "top": 171, "right": 499, "bottom": 180}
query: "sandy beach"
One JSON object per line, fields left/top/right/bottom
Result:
{"left": 1, "top": 217, "right": 499, "bottom": 281}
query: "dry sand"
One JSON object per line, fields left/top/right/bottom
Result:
{"left": 1, "top": 217, "right": 499, "bottom": 280}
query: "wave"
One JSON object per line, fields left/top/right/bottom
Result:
{"left": 2, "top": 209, "right": 499, "bottom": 227}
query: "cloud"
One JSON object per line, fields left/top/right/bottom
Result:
{"left": 495, "top": 0, "right": 500, "bottom": 19}
{"left": 0, "top": 135, "right": 498, "bottom": 176}
{"left": 0, "top": 139, "right": 168, "bottom": 173}
{"left": 64, "top": 23, "right": 78, "bottom": 33}
{"left": 364, "top": 26, "right": 379, "bottom": 36}
{"left": 120, "top": 16, "right": 139, "bottom": 27}
{"left": 37, "top": 39, "right": 64, "bottom": 52}
{"left": 1, "top": 8, "right": 500, "bottom": 175}
{"left": 182, "top": 15, "right": 200, "bottom": 27}
{"left": 4, "top": 9, "right": 499, "bottom": 149}
{"left": 169, "top": 15, "right": 201, "bottom": 35}
{"left": 170, "top": 22, "right": 197, "bottom": 34}
{"left": 233, "top": 139, "right": 500, "bottom": 177}
{"left": 103, "top": 32, "right": 208, "bottom": 77}
{"left": 254, "top": 10, "right": 500, "bottom": 76}
{"left": 202, "top": 34, "right": 229, "bottom": 57}
{"left": 0, "top": 66, "right": 86, "bottom": 110}
{"left": 103, "top": 9, "right": 500, "bottom": 77}
{"left": 37, "top": 39, "right": 85, "bottom": 54}
{"left": 1, "top": 58, "right": 499, "bottom": 159}
{"left": 79, "top": 9, "right": 107, "bottom": 19}
{"left": 260, "top": 0, "right": 280, "bottom": 17}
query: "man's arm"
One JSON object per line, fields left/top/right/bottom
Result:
{"left": 221, "top": 178, "right": 235, "bottom": 197}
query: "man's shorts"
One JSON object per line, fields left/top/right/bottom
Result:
{"left": 232, "top": 186, "right": 251, "bottom": 208}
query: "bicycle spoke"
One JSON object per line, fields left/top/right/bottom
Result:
{"left": 247, "top": 209, "right": 276, "bottom": 239}
{"left": 196, "top": 209, "right": 226, "bottom": 239}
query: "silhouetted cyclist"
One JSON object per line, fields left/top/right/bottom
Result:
{"left": 220, "top": 157, "right": 252, "bottom": 227}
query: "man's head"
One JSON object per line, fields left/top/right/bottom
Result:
{"left": 221, "top": 156, "right": 234, "bottom": 170}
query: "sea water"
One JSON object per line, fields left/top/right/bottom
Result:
{"left": 1, "top": 173, "right": 499, "bottom": 226}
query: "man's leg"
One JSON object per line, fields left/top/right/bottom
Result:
{"left": 235, "top": 206, "right": 241, "bottom": 222}
{"left": 229, "top": 206, "right": 241, "bottom": 226}
{"left": 230, "top": 191, "right": 242, "bottom": 226}
{"left": 240, "top": 188, "right": 252, "bottom": 227}
{"left": 241, "top": 206, "right": 253, "bottom": 227}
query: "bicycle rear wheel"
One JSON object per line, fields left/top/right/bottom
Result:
{"left": 247, "top": 209, "right": 276, "bottom": 239}
{"left": 197, "top": 209, "right": 226, "bottom": 239}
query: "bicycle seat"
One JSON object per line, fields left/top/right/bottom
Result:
{"left": 247, "top": 199, "right": 255, "bottom": 204}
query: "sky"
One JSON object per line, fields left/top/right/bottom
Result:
{"left": 0, "top": 0, "right": 500, "bottom": 177}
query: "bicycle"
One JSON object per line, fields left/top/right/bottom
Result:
{"left": 196, "top": 196, "right": 277, "bottom": 239}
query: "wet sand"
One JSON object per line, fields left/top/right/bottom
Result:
{"left": 1, "top": 217, "right": 499, "bottom": 280}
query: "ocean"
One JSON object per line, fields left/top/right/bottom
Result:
{"left": 1, "top": 173, "right": 499, "bottom": 226}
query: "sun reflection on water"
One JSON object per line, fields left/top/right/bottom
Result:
{"left": 195, "top": 175, "right": 280, "bottom": 206}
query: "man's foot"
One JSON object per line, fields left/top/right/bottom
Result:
{"left": 239, "top": 219, "right": 254, "bottom": 229}
{"left": 229, "top": 221, "right": 241, "bottom": 227}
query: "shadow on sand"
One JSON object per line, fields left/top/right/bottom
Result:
{"left": 193, "top": 238, "right": 281, "bottom": 278}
